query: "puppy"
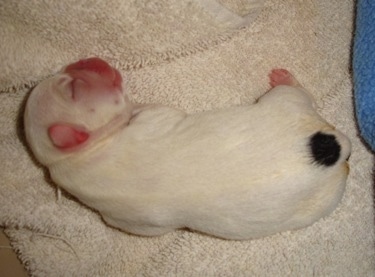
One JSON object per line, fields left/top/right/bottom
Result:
{"left": 24, "top": 58, "right": 351, "bottom": 240}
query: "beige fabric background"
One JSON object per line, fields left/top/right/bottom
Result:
{"left": 1, "top": 0, "right": 374, "bottom": 276}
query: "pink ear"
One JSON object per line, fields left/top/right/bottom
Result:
{"left": 48, "top": 124, "right": 89, "bottom": 150}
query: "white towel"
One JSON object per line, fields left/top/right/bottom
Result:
{"left": 1, "top": 0, "right": 374, "bottom": 276}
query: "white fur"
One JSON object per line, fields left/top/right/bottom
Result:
{"left": 24, "top": 67, "right": 351, "bottom": 240}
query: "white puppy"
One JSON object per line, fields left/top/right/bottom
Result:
{"left": 24, "top": 58, "right": 351, "bottom": 240}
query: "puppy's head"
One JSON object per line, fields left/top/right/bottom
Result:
{"left": 24, "top": 58, "right": 132, "bottom": 166}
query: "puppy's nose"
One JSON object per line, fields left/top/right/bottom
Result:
{"left": 64, "top": 57, "right": 122, "bottom": 89}
{"left": 65, "top": 57, "right": 111, "bottom": 74}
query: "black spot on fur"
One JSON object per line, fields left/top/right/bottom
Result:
{"left": 309, "top": 132, "right": 341, "bottom": 166}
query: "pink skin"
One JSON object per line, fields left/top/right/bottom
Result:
{"left": 48, "top": 58, "right": 124, "bottom": 150}
{"left": 48, "top": 124, "right": 90, "bottom": 149}
{"left": 65, "top": 58, "right": 123, "bottom": 92}
{"left": 269, "top": 69, "right": 301, "bottom": 88}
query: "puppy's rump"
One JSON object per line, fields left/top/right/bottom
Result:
{"left": 309, "top": 131, "right": 351, "bottom": 167}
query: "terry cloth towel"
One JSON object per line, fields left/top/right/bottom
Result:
{"left": 353, "top": 0, "right": 375, "bottom": 151}
{"left": 1, "top": 0, "right": 374, "bottom": 276}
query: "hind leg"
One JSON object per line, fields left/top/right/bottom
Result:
{"left": 269, "top": 69, "right": 301, "bottom": 88}
{"left": 262, "top": 68, "right": 316, "bottom": 108}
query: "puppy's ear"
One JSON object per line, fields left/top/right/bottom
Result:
{"left": 48, "top": 124, "right": 89, "bottom": 150}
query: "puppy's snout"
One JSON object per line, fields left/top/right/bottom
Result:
{"left": 309, "top": 131, "right": 351, "bottom": 167}
{"left": 65, "top": 57, "right": 113, "bottom": 75}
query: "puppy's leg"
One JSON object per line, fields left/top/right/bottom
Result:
{"left": 269, "top": 69, "right": 302, "bottom": 88}
{"left": 131, "top": 103, "right": 157, "bottom": 116}
{"left": 267, "top": 68, "right": 316, "bottom": 108}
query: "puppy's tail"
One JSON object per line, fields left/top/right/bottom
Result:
{"left": 309, "top": 131, "right": 351, "bottom": 166}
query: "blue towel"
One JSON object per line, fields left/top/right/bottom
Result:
{"left": 353, "top": 0, "right": 375, "bottom": 151}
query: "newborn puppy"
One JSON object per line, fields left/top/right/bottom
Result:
{"left": 24, "top": 58, "right": 351, "bottom": 240}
